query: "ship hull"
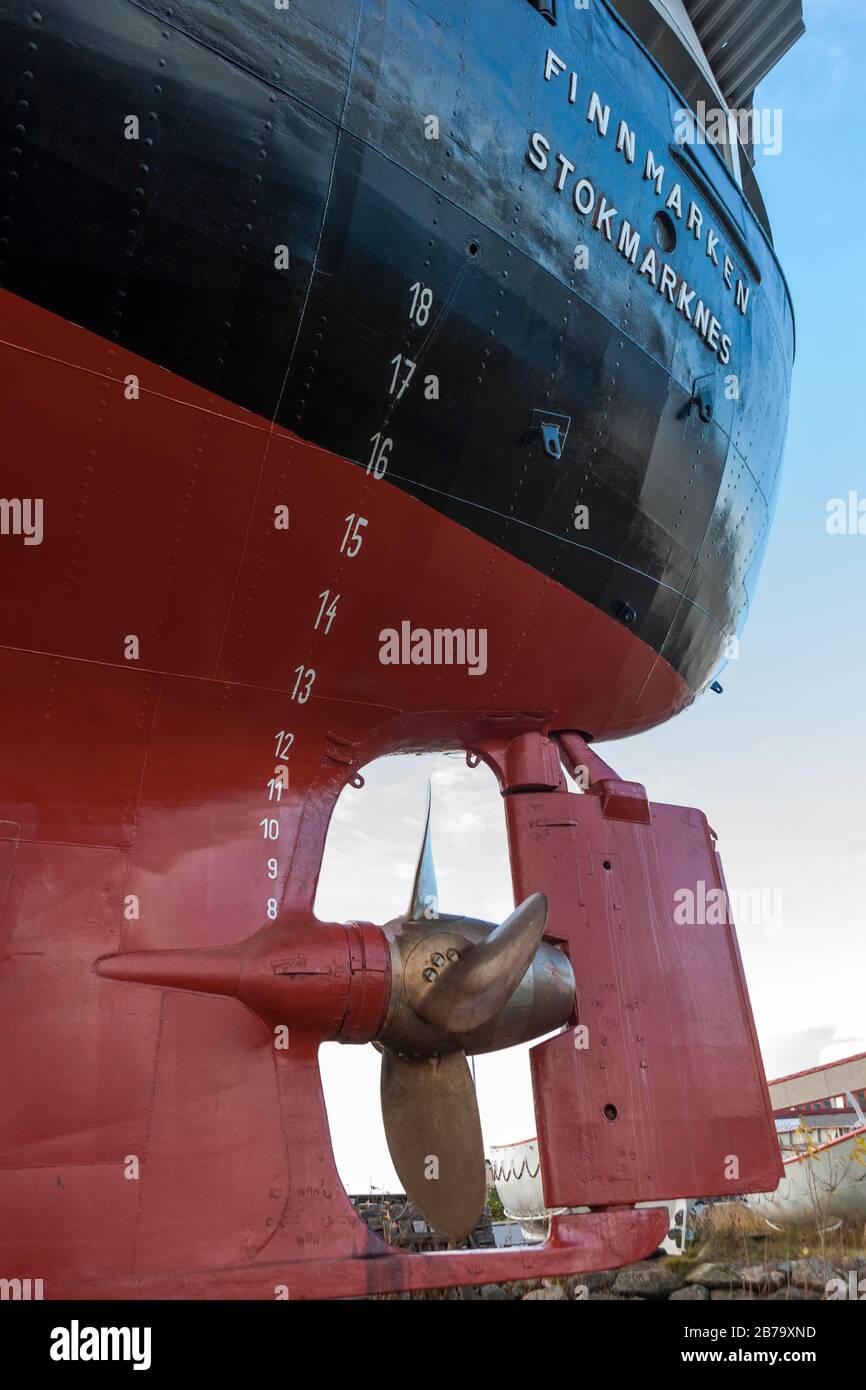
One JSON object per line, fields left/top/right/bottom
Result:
{"left": 0, "top": 0, "right": 794, "bottom": 719}
{"left": 0, "top": 0, "right": 793, "bottom": 1294}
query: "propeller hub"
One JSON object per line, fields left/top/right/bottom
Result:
{"left": 403, "top": 931, "right": 467, "bottom": 1016}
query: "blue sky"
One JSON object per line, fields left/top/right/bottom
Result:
{"left": 317, "top": 1, "right": 866, "bottom": 1191}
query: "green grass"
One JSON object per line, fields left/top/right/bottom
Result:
{"left": 674, "top": 1216, "right": 866, "bottom": 1272}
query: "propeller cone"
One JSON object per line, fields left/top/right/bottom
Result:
{"left": 380, "top": 1048, "right": 487, "bottom": 1240}
{"left": 95, "top": 945, "right": 241, "bottom": 999}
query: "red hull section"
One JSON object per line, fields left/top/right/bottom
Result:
{"left": 0, "top": 291, "right": 778, "bottom": 1297}
{"left": 0, "top": 289, "right": 690, "bottom": 736}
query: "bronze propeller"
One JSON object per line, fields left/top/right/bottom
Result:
{"left": 374, "top": 784, "right": 575, "bottom": 1239}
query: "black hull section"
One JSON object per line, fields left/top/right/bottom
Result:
{"left": 0, "top": 0, "right": 793, "bottom": 698}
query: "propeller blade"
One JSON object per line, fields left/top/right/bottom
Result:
{"left": 411, "top": 892, "right": 549, "bottom": 1035}
{"left": 380, "top": 1048, "right": 487, "bottom": 1240}
{"left": 407, "top": 780, "right": 439, "bottom": 921}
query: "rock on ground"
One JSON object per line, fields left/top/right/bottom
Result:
{"left": 612, "top": 1261, "right": 685, "bottom": 1298}
{"left": 574, "top": 1270, "right": 618, "bottom": 1293}
{"left": 766, "top": 1287, "right": 822, "bottom": 1301}
{"left": 685, "top": 1262, "right": 737, "bottom": 1289}
{"left": 785, "top": 1257, "right": 840, "bottom": 1292}
{"left": 739, "top": 1265, "right": 785, "bottom": 1291}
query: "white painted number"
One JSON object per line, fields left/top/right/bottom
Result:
{"left": 291, "top": 665, "right": 316, "bottom": 704}
{"left": 274, "top": 730, "right": 294, "bottom": 760}
{"left": 260, "top": 818, "right": 279, "bottom": 840}
{"left": 267, "top": 858, "right": 279, "bottom": 879}
{"left": 315, "top": 589, "right": 340, "bottom": 634}
{"left": 267, "top": 899, "right": 278, "bottom": 920}
{"left": 389, "top": 354, "right": 417, "bottom": 400}
{"left": 340, "top": 514, "right": 368, "bottom": 557}
{"left": 409, "top": 281, "right": 433, "bottom": 326}
{"left": 367, "top": 433, "right": 392, "bottom": 480}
